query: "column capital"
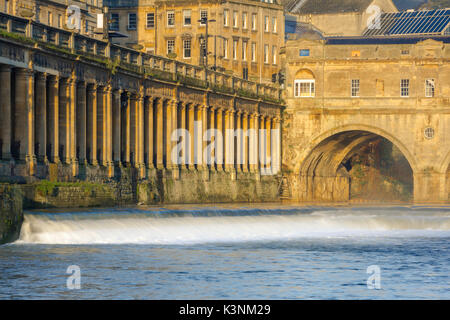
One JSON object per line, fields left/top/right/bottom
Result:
{"left": 0, "top": 64, "right": 12, "bottom": 72}
{"left": 87, "top": 83, "right": 98, "bottom": 92}
{"left": 36, "top": 72, "right": 47, "bottom": 80}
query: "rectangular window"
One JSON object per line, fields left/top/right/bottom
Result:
{"left": 167, "top": 39, "right": 175, "bottom": 54}
{"left": 57, "top": 14, "right": 62, "bottom": 28}
{"left": 272, "top": 45, "right": 276, "bottom": 64}
{"left": 252, "top": 13, "right": 257, "bottom": 30}
{"left": 200, "top": 10, "right": 208, "bottom": 25}
{"left": 251, "top": 42, "right": 256, "bottom": 62}
{"left": 425, "top": 79, "right": 435, "bottom": 97}
{"left": 183, "top": 10, "right": 191, "bottom": 26}
{"left": 351, "top": 79, "right": 360, "bottom": 97}
{"left": 128, "top": 13, "right": 137, "bottom": 30}
{"left": 146, "top": 13, "right": 154, "bottom": 28}
{"left": 272, "top": 17, "right": 277, "bottom": 33}
{"left": 48, "top": 12, "right": 52, "bottom": 26}
{"left": 110, "top": 13, "right": 119, "bottom": 30}
{"left": 5, "top": 0, "right": 9, "bottom": 14}
{"left": 401, "top": 79, "right": 410, "bottom": 97}
{"left": 242, "top": 12, "right": 247, "bottom": 29}
{"left": 233, "top": 11, "right": 238, "bottom": 28}
{"left": 242, "top": 41, "right": 247, "bottom": 61}
{"left": 300, "top": 49, "right": 310, "bottom": 56}
{"left": 224, "top": 9, "right": 229, "bottom": 26}
{"left": 264, "top": 44, "right": 269, "bottom": 63}
{"left": 264, "top": 16, "right": 269, "bottom": 32}
{"left": 167, "top": 11, "right": 175, "bottom": 27}
{"left": 183, "top": 39, "right": 191, "bottom": 58}
{"left": 223, "top": 38, "right": 228, "bottom": 59}
{"left": 294, "top": 80, "right": 315, "bottom": 97}
{"left": 233, "top": 39, "right": 238, "bottom": 60}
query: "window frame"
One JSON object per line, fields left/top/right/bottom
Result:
{"left": 167, "top": 39, "right": 175, "bottom": 55}
{"left": 272, "top": 45, "right": 276, "bottom": 65}
{"left": 110, "top": 13, "right": 119, "bottom": 31}
{"left": 264, "top": 16, "right": 269, "bottom": 32}
{"left": 233, "top": 39, "right": 238, "bottom": 60}
{"left": 242, "top": 41, "right": 247, "bottom": 61}
{"left": 400, "top": 79, "right": 410, "bottom": 97}
{"left": 128, "top": 12, "right": 137, "bottom": 30}
{"left": 200, "top": 9, "right": 208, "bottom": 26}
{"left": 351, "top": 79, "right": 360, "bottom": 97}
{"left": 183, "top": 10, "right": 191, "bottom": 27}
{"left": 242, "top": 12, "right": 248, "bottom": 29}
{"left": 264, "top": 44, "right": 269, "bottom": 64}
{"left": 224, "top": 9, "right": 229, "bottom": 26}
{"left": 183, "top": 38, "right": 191, "bottom": 59}
{"left": 294, "top": 79, "right": 315, "bottom": 98}
{"left": 167, "top": 11, "right": 175, "bottom": 27}
{"left": 223, "top": 38, "right": 228, "bottom": 59}
{"left": 272, "top": 17, "right": 277, "bottom": 33}
{"left": 146, "top": 12, "right": 155, "bottom": 29}
{"left": 251, "top": 42, "right": 256, "bottom": 62}
{"left": 233, "top": 11, "right": 238, "bottom": 28}
{"left": 425, "top": 79, "right": 435, "bottom": 97}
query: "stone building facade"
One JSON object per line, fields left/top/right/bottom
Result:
{"left": 284, "top": 0, "right": 398, "bottom": 37}
{"left": 282, "top": 32, "right": 450, "bottom": 203}
{"left": 105, "top": 0, "right": 284, "bottom": 84}
{"left": 0, "top": 0, "right": 104, "bottom": 37}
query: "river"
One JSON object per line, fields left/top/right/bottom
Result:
{"left": 0, "top": 205, "right": 449, "bottom": 299}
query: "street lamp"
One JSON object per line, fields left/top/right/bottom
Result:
{"left": 198, "top": 18, "right": 216, "bottom": 71}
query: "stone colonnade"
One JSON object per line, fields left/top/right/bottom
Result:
{"left": 0, "top": 65, "right": 281, "bottom": 179}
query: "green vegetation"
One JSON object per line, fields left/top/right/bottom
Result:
{"left": 35, "top": 180, "right": 110, "bottom": 197}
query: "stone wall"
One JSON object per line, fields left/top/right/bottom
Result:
{"left": 0, "top": 184, "right": 23, "bottom": 244}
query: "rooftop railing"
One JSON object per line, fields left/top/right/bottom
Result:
{"left": 0, "top": 12, "right": 283, "bottom": 103}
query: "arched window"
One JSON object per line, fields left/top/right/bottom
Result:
{"left": 294, "top": 69, "right": 315, "bottom": 98}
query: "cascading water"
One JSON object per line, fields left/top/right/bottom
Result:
{"left": 17, "top": 207, "right": 450, "bottom": 245}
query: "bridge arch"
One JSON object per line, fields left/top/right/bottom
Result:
{"left": 295, "top": 124, "right": 417, "bottom": 202}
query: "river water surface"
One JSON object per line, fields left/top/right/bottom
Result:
{"left": 0, "top": 205, "right": 449, "bottom": 299}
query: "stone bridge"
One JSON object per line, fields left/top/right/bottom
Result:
{"left": 0, "top": 12, "right": 283, "bottom": 205}
{"left": 282, "top": 37, "right": 450, "bottom": 204}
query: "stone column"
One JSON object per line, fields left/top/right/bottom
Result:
{"left": 137, "top": 93, "right": 145, "bottom": 177}
{"left": 69, "top": 78, "right": 78, "bottom": 176}
{"left": 224, "top": 110, "right": 234, "bottom": 172}
{"left": 87, "top": 83, "right": 97, "bottom": 165}
{"left": 0, "top": 65, "right": 12, "bottom": 160}
{"left": 106, "top": 86, "right": 113, "bottom": 176}
{"left": 208, "top": 107, "right": 215, "bottom": 170}
{"left": 187, "top": 104, "right": 195, "bottom": 170}
{"left": 35, "top": 72, "right": 47, "bottom": 162}
{"left": 48, "top": 75, "right": 60, "bottom": 163}
{"left": 14, "top": 68, "right": 36, "bottom": 174}
{"left": 129, "top": 93, "right": 138, "bottom": 167}
{"left": 112, "top": 89, "right": 122, "bottom": 165}
{"left": 259, "top": 115, "right": 266, "bottom": 172}
{"left": 179, "top": 102, "right": 187, "bottom": 170}
{"left": 144, "top": 96, "right": 154, "bottom": 168}
{"left": 97, "top": 86, "right": 107, "bottom": 166}
{"left": 165, "top": 99, "right": 176, "bottom": 170}
{"left": 156, "top": 98, "right": 164, "bottom": 169}
{"left": 58, "top": 78, "right": 71, "bottom": 164}
{"left": 195, "top": 105, "right": 207, "bottom": 171}
{"left": 121, "top": 92, "right": 130, "bottom": 166}
{"left": 242, "top": 112, "right": 249, "bottom": 172}
{"left": 76, "top": 81, "right": 87, "bottom": 164}
{"left": 216, "top": 108, "right": 224, "bottom": 171}
{"left": 265, "top": 116, "right": 272, "bottom": 174}
{"left": 271, "top": 117, "right": 281, "bottom": 175}
{"left": 249, "top": 113, "right": 258, "bottom": 173}
{"left": 235, "top": 111, "right": 242, "bottom": 172}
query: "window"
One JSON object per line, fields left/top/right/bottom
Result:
{"left": 48, "top": 12, "right": 53, "bottom": 26}
{"left": 251, "top": 13, "right": 257, "bottom": 30}
{"left": 294, "top": 80, "right": 315, "bottom": 97}
{"left": 167, "top": 11, "right": 175, "bottom": 27}
{"left": 264, "top": 44, "right": 269, "bottom": 63}
{"left": 128, "top": 13, "right": 137, "bottom": 30}
{"left": 5, "top": 0, "right": 9, "bottom": 14}
{"left": 233, "top": 11, "right": 238, "bottom": 28}
{"left": 242, "top": 41, "right": 247, "bottom": 61}
{"left": 57, "top": 14, "right": 62, "bottom": 28}
{"left": 425, "top": 79, "right": 435, "bottom": 97}
{"left": 272, "top": 45, "right": 276, "bottom": 64}
{"left": 183, "top": 10, "right": 191, "bottom": 26}
{"left": 251, "top": 42, "right": 256, "bottom": 62}
{"left": 243, "top": 68, "right": 248, "bottom": 80}
{"left": 401, "top": 49, "right": 410, "bottom": 55}
{"left": 223, "top": 39, "right": 228, "bottom": 59}
{"left": 110, "top": 13, "right": 119, "bottom": 30}
{"left": 351, "top": 79, "right": 360, "bottom": 97}
{"left": 401, "top": 79, "right": 409, "bottom": 97}
{"left": 167, "top": 39, "right": 175, "bottom": 54}
{"left": 351, "top": 50, "right": 361, "bottom": 57}
{"left": 264, "top": 16, "right": 269, "bottom": 32}
{"left": 85, "top": 20, "right": 89, "bottom": 33}
{"left": 183, "top": 39, "right": 191, "bottom": 58}
{"left": 200, "top": 10, "right": 208, "bottom": 25}
{"left": 300, "top": 49, "right": 310, "bottom": 56}
{"left": 146, "top": 13, "right": 155, "bottom": 28}
{"left": 242, "top": 12, "right": 247, "bottom": 29}
{"left": 233, "top": 39, "right": 238, "bottom": 60}
{"left": 272, "top": 17, "right": 277, "bottom": 33}
{"left": 224, "top": 9, "right": 229, "bottom": 26}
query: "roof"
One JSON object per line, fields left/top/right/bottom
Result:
{"left": 325, "top": 35, "right": 450, "bottom": 44}
{"left": 363, "top": 9, "right": 450, "bottom": 36}
{"left": 284, "top": 0, "right": 374, "bottom": 14}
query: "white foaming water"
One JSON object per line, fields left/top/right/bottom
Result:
{"left": 16, "top": 208, "right": 450, "bottom": 245}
